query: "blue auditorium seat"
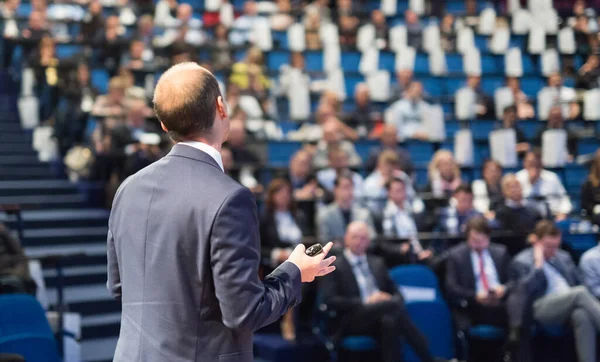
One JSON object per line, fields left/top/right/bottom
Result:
{"left": 520, "top": 76, "right": 545, "bottom": 97}
{"left": 267, "top": 141, "right": 302, "bottom": 166}
{"left": 481, "top": 55, "right": 503, "bottom": 75}
{"left": 446, "top": 54, "right": 463, "bottom": 74}
{"left": 521, "top": 55, "right": 537, "bottom": 76}
{"left": 341, "top": 51, "right": 361, "bottom": 72}
{"left": 445, "top": 120, "right": 461, "bottom": 138}
{"left": 272, "top": 31, "right": 288, "bottom": 49}
{"left": 389, "top": 265, "right": 441, "bottom": 295}
{"left": 267, "top": 50, "right": 288, "bottom": 71}
{"left": 254, "top": 334, "right": 325, "bottom": 362}
{"left": 519, "top": 120, "right": 539, "bottom": 140}
{"left": 354, "top": 140, "right": 378, "bottom": 163}
{"left": 468, "top": 325, "right": 505, "bottom": 340}
{"left": 470, "top": 120, "right": 496, "bottom": 141}
{"left": 56, "top": 44, "right": 82, "bottom": 60}
{"left": 444, "top": 77, "right": 464, "bottom": 95}
{"left": 91, "top": 69, "right": 109, "bottom": 94}
{"left": 180, "top": 0, "right": 203, "bottom": 9}
{"left": 508, "top": 35, "right": 526, "bottom": 49}
{"left": 305, "top": 51, "right": 323, "bottom": 72}
{"left": 578, "top": 139, "right": 598, "bottom": 156}
{"left": 344, "top": 73, "right": 364, "bottom": 98}
{"left": 0, "top": 294, "right": 61, "bottom": 362}
{"left": 421, "top": 77, "right": 444, "bottom": 97}
{"left": 378, "top": 51, "right": 395, "bottom": 73}
{"left": 404, "top": 141, "right": 435, "bottom": 164}
{"left": 234, "top": 48, "right": 247, "bottom": 62}
{"left": 564, "top": 165, "right": 587, "bottom": 188}
{"left": 445, "top": 0, "right": 466, "bottom": 14}
{"left": 403, "top": 301, "right": 456, "bottom": 361}
{"left": 562, "top": 232, "right": 597, "bottom": 253}
{"left": 16, "top": 3, "right": 32, "bottom": 16}
{"left": 481, "top": 76, "right": 505, "bottom": 95}
{"left": 474, "top": 35, "right": 488, "bottom": 52}
{"left": 414, "top": 53, "right": 429, "bottom": 74}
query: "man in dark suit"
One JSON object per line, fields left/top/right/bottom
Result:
{"left": 510, "top": 220, "right": 600, "bottom": 362}
{"left": 107, "top": 62, "right": 336, "bottom": 362}
{"left": 445, "top": 216, "right": 512, "bottom": 331}
{"left": 320, "top": 221, "right": 440, "bottom": 362}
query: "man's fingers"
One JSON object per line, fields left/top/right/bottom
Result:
{"left": 319, "top": 256, "right": 336, "bottom": 268}
{"left": 316, "top": 266, "right": 336, "bottom": 277}
{"left": 321, "top": 242, "right": 334, "bottom": 257}
{"left": 293, "top": 244, "right": 306, "bottom": 254}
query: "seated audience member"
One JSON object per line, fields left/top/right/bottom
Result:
{"left": 229, "top": 47, "right": 270, "bottom": 92}
{"left": 511, "top": 220, "right": 600, "bottom": 362}
{"left": 55, "top": 63, "right": 99, "bottom": 155}
{"left": 371, "top": 9, "right": 389, "bottom": 48}
{"left": 317, "top": 173, "right": 375, "bottom": 244}
{"left": 437, "top": 184, "right": 482, "bottom": 235}
{"left": 380, "top": 176, "right": 431, "bottom": 265}
{"left": 259, "top": 178, "right": 308, "bottom": 340}
{"left": 344, "top": 83, "right": 378, "bottom": 138}
{"left": 505, "top": 77, "right": 535, "bottom": 120}
{"left": 576, "top": 54, "right": 600, "bottom": 90}
{"left": 581, "top": 150, "right": 600, "bottom": 226}
{"left": 154, "top": 4, "right": 206, "bottom": 48}
{"left": 122, "top": 39, "right": 153, "bottom": 70}
{"left": 516, "top": 150, "right": 572, "bottom": 220}
{"left": 305, "top": 7, "right": 323, "bottom": 49}
{"left": 225, "top": 119, "right": 261, "bottom": 165}
{"left": 210, "top": 23, "right": 233, "bottom": 72}
{"left": 270, "top": 0, "right": 294, "bottom": 31}
{"left": 229, "top": 1, "right": 266, "bottom": 46}
{"left": 336, "top": 2, "right": 359, "bottom": 48}
{"left": 499, "top": 105, "right": 530, "bottom": 157}
{"left": 424, "top": 150, "right": 463, "bottom": 199}
{"left": 80, "top": 0, "right": 104, "bottom": 41}
{"left": 495, "top": 174, "right": 543, "bottom": 256}
{"left": 154, "top": 0, "right": 177, "bottom": 27}
{"left": 456, "top": 75, "right": 494, "bottom": 119}
{"left": 445, "top": 216, "right": 511, "bottom": 330}
{"left": 391, "top": 69, "right": 414, "bottom": 101}
{"left": 316, "top": 146, "right": 364, "bottom": 198}
{"left": 538, "top": 73, "right": 580, "bottom": 120}
{"left": 92, "top": 76, "right": 127, "bottom": 120}
{"left": 0, "top": 224, "right": 36, "bottom": 295}
{"left": 28, "top": 36, "right": 61, "bottom": 123}
{"left": 320, "top": 221, "right": 441, "bottom": 362}
{"left": 472, "top": 160, "right": 504, "bottom": 215}
{"left": 580, "top": 240, "right": 600, "bottom": 299}
{"left": 404, "top": 9, "right": 423, "bottom": 49}
{"left": 363, "top": 150, "right": 420, "bottom": 215}
{"left": 22, "top": 10, "right": 50, "bottom": 41}
{"left": 533, "top": 105, "right": 579, "bottom": 161}
{"left": 287, "top": 150, "right": 323, "bottom": 200}
{"left": 135, "top": 15, "right": 155, "bottom": 48}
{"left": 98, "top": 16, "right": 125, "bottom": 72}
{"left": 385, "top": 82, "right": 430, "bottom": 141}
{"left": 313, "top": 120, "right": 362, "bottom": 169}
{"left": 221, "top": 147, "right": 262, "bottom": 193}
{"left": 365, "top": 124, "right": 413, "bottom": 175}
{"left": 440, "top": 13, "right": 456, "bottom": 52}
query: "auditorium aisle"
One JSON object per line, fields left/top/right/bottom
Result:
{"left": 0, "top": 76, "right": 119, "bottom": 362}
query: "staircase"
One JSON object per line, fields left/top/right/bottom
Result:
{"left": 0, "top": 75, "right": 119, "bottom": 362}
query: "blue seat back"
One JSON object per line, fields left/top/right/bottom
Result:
{"left": 403, "top": 300, "right": 455, "bottom": 361}
{"left": 0, "top": 294, "right": 61, "bottom": 362}
{"left": 389, "top": 265, "right": 441, "bottom": 295}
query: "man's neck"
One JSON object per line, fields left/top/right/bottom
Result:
{"left": 337, "top": 201, "right": 352, "bottom": 211}
{"left": 184, "top": 137, "right": 222, "bottom": 153}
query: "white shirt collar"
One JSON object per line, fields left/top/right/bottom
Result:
{"left": 344, "top": 248, "right": 366, "bottom": 266}
{"left": 178, "top": 141, "right": 224, "bottom": 172}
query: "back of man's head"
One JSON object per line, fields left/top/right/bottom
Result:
{"left": 153, "top": 62, "right": 222, "bottom": 142}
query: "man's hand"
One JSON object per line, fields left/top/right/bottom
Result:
{"left": 417, "top": 249, "right": 432, "bottom": 260}
{"left": 287, "top": 242, "right": 336, "bottom": 282}
{"left": 476, "top": 291, "right": 491, "bottom": 305}
{"left": 533, "top": 242, "right": 545, "bottom": 269}
{"left": 366, "top": 291, "right": 392, "bottom": 304}
{"left": 492, "top": 285, "right": 506, "bottom": 299}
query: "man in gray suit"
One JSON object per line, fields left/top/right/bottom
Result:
{"left": 317, "top": 172, "right": 376, "bottom": 244}
{"left": 510, "top": 220, "right": 600, "bottom": 362}
{"left": 107, "top": 62, "right": 336, "bottom": 362}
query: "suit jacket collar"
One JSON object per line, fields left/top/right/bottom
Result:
{"left": 459, "top": 243, "right": 504, "bottom": 288}
{"left": 168, "top": 144, "right": 222, "bottom": 172}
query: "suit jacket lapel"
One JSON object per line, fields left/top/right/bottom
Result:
{"left": 462, "top": 247, "right": 476, "bottom": 291}
{"left": 339, "top": 255, "right": 361, "bottom": 298}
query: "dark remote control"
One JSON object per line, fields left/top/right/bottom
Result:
{"left": 305, "top": 243, "right": 324, "bottom": 257}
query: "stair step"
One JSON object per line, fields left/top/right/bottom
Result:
{"left": 25, "top": 242, "right": 107, "bottom": 260}
{"left": 0, "top": 165, "right": 51, "bottom": 180}
{"left": 0, "top": 179, "right": 79, "bottom": 197}
{"left": 0, "top": 132, "right": 32, "bottom": 143}
{"left": 0, "top": 208, "right": 109, "bottom": 228}
{"left": 0, "top": 193, "right": 88, "bottom": 209}
{"left": 44, "top": 265, "right": 108, "bottom": 289}
{"left": 0, "top": 123, "right": 23, "bottom": 131}
{"left": 0, "top": 143, "right": 35, "bottom": 153}
{"left": 23, "top": 226, "right": 108, "bottom": 246}
{"left": 0, "top": 155, "right": 41, "bottom": 164}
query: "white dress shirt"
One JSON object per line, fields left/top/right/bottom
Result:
{"left": 316, "top": 168, "right": 364, "bottom": 198}
{"left": 344, "top": 249, "right": 380, "bottom": 303}
{"left": 542, "top": 261, "right": 571, "bottom": 296}
{"left": 385, "top": 98, "right": 429, "bottom": 140}
{"left": 470, "top": 249, "right": 500, "bottom": 294}
{"left": 179, "top": 141, "right": 224, "bottom": 172}
{"left": 382, "top": 200, "right": 423, "bottom": 253}
{"left": 516, "top": 169, "right": 572, "bottom": 216}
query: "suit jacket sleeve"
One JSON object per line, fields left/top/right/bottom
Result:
{"left": 445, "top": 252, "right": 476, "bottom": 305}
{"left": 210, "top": 187, "right": 302, "bottom": 331}
{"left": 320, "top": 268, "right": 362, "bottom": 314}
{"left": 510, "top": 259, "right": 546, "bottom": 299}
{"left": 107, "top": 228, "right": 122, "bottom": 300}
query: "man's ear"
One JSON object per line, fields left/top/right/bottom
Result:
{"left": 216, "top": 96, "right": 228, "bottom": 120}
{"left": 160, "top": 122, "right": 168, "bottom": 132}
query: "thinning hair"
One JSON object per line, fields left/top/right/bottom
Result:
{"left": 153, "top": 62, "right": 222, "bottom": 142}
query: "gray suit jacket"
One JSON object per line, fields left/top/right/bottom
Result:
{"left": 107, "top": 144, "right": 302, "bottom": 362}
{"left": 316, "top": 203, "right": 375, "bottom": 243}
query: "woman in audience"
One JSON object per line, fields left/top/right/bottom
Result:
{"left": 472, "top": 159, "right": 504, "bottom": 217}
{"left": 440, "top": 13, "right": 456, "bottom": 52}
{"left": 28, "top": 36, "right": 61, "bottom": 123}
{"left": 581, "top": 150, "right": 600, "bottom": 226}
{"left": 270, "top": 0, "right": 294, "bottom": 31}
{"left": 304, "top": 7, "right": 322, "bottom": 50}
{"left": 259, "top": 178, "right": 308, "bottom": 341}
{"left": 576, "top": 54, "right": 600, "bottom": 90}
{"left": 211, "top": 23, "right": 233, "bottom": 72}
{"left": 424, "top": 150, "right": 463, "bottom": 199}
{"left": 229, "top": 46, "right": 270, "bottom": 92}
{"left": 506, "top": 77, "right": 535, "bottom": 120}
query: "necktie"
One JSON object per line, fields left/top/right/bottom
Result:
{"left": 478, "top": 251, "right": 489, "bottom": 292}
{"left": 356, "top": 260, "right": 378, "bottom": 301}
